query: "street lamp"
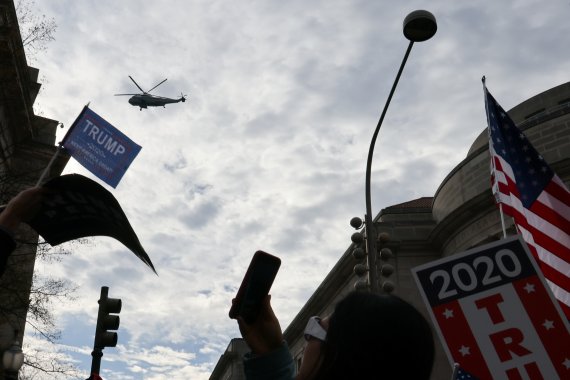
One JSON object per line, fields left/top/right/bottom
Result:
{"left": 363, "top": 10, "right": 436, "bottom": 293}
{"left": 3, "top": 332, "right": 24, "bottom": 380}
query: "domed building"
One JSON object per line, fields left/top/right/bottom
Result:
{"left": 210, "top": 82, "right": 570, "bottom": 379}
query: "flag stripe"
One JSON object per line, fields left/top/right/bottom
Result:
{"left": 545, "top": 278, "right": 570, "bottom": 307}
{"left": 540, "top": 180, "right": 570, "bottom": 216}
{"left": 494, "top": 160, "right": 570, "bottom": 259}
{"left": 498, "top": 180, "right": 570, "bottom": 286}
{"left": 557, "top": 295, "right": 570, "bottom": 317}
{"left": 520, "top": 233, "right": 570, "bottom": 300}
{"left": 512, "top": 205, "right": 570, "bottom": 310}
{"left": 485, "top": 87, "right": 570, "bottom": 318}
{"left": 547, "top": 178, "right": 570, "bottom": 208}
{"left": 494, "top": 172, "right": 570, "bottom": 240}
{"left": 494, "top": 173, "right": 570, "bottom": 251}
{"left": 530, "top": 200, "right": 570, "bottom": 238}
{"left": 506, "top": 209, "right": 570, "bottom": 288}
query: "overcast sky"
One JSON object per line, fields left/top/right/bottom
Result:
{"left": 21, "top": 0, "right": 570, "bottom": 379}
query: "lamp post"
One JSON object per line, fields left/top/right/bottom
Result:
{"left": 363, "top": 10, "right": 437, "bottom": 293}
{"left": 3, "top": 331, "right": 24, "bottom": 380}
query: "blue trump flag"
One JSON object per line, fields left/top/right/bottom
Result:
{"left": 61, "top": 106, "right": 141, "bottom": 188}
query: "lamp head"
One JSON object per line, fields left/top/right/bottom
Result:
{"left": 403, "top": 10, "right": 437, "bottom": 42}
{"left": 2, "top": 339, "right": 24, "bottom": 372}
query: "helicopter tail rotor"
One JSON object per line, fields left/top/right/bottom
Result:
{"left": 180, "top": 93, "right": 187, "bottom": 102}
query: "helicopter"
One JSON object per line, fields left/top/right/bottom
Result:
{"left": 115, "top": 76, "right": 186, "bottom": 110}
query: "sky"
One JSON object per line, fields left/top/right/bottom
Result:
{"left": 18, "top": 0, "right": 570, "bottom": 379}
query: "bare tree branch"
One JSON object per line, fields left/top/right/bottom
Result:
{"left": 5, "top": 4, "right": 79, "bottom": 377}
{"left": 1, "top": 165, "right": 86, "bottom": 379}
{"left": 15, "top": 0, "right": 57, "bottom": 60}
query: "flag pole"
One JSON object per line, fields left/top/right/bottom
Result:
{"left": 36, "top": 102, "right": 91, "bottom": 187}
{"left": 450, "top": 363, "right": 459, "bottom": 380}
{"left": 498, "top": 204, "right": 508, "bottom": 238}
{"left": 35, "top": 145, "right": 64, "bottom": 187}
{"left": 482, "top": 76, "right": 508, "bottom": 238}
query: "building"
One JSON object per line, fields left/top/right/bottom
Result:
{"left": 209, "top": 338, "right": 250, "bottom": 380}
{"left": 0, "top": 0, "right": 69, "bottom": 377}
{"left": 284, "top": 81, "right": 570, "bottom": 379}
{"left": 211, "top": 82, "right": 570, "bottom": 379}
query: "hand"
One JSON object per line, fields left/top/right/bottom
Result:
{"left": 235, "top": 295, "right": 284, "bottom": 355}
{"left": 0, "top": 187, "right": 45, "bottom": 232}
{"left": 319, "top": 316, "right": 330, "bottom": 331}
{"left": 296, "top": 316, "right": 329, "bottom": 380}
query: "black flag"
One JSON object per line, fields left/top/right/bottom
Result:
{"left": 29, "top": 174, "right": 156, "bottom": 274}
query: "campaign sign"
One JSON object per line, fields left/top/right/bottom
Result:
{"left": 413, "top": 236, "right": 570, "bottom": 380}
{"left": 62, "top": 107, "right": 141, "bottom": 188}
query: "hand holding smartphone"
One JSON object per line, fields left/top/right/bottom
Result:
{"left": 229, "top": 251, "right": 281, "bottom": 324}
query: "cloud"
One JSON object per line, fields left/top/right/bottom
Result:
{"left": 24, "top": 0, "right": 570, "bottom": 378}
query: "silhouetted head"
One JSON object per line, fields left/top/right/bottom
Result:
{"left": 315, "top": 291, "right": 434, "bottom": 380}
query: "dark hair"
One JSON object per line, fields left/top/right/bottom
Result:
{"left": 313, "top": 291, "right": 434, "bottom": 380}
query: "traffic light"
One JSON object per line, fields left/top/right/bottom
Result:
{"left": 95, "top": 286, "right": 121, "bottom": 349}
{"left": 89, "top": 287, "right": 122, "bottom": 379}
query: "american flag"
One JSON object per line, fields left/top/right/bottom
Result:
{"left": 484, "top": 86, "right": 570, "bottom": 318}
{"left": 451, "top": 364, "right": 479, "bottom": 380}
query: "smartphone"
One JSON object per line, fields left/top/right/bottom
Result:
{"left": 229, "top": 251, "right": 281, "bottom": 324}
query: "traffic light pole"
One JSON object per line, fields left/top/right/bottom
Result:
{"left": 88, "top": 286, "right": 121, "bottom": 380}
{"left": 89, "top": 348, "right": 103, "bottom": 378}
{"left": 89, "top": 286, "right": 108, "bottom": 377}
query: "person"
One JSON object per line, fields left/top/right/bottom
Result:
{"left": 235, "top": 290, "right": 434, "bottom": 380}
{"left": 0, "top": 187, "right": 45, "bottom": 275}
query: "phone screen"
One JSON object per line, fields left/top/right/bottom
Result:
{"left": 229, "top": 251, "right": 281, "bottom": 323}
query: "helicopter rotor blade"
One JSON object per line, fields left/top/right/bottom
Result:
{"left": 147, "top": 78, "right": 168, "bottom": 94}
{"left": 129, "top": 76, "right": 146, "bottom": 93}
{"left": 114, "top": 93, "right": 139, "bottom": 96}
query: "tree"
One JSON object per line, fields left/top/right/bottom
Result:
{"left": 14, "top": 0, "right": 58, "bottom": 116}
{"left": 0, "top": 167, "right": 84, "bottom": 379}
{"left": 3, "top": 3, "right": 81, "bottom": 378}
{"left": 15, "top": 0, "right": 57, "bottom": 61}
{"left": 6, "top": 242, "right": 83, "bottom": 380}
